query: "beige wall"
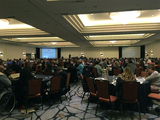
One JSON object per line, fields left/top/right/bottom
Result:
{"left": 145, "top": 40, "right": 160, "bottom": 58}
{"left": 0, "top": 42, "right": 36, "bottom": 60}
{"left": 61, "top": 47, "right": 119, "bottom": 58}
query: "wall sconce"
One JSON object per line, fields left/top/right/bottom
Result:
{"left": 0, "top": 52, "right": 3, "bottom": 56}
{"left": 23, "top": 53, "right": 26, "bottom": 56}
{"left": 151, "top": 51, "right": 153, "bottom": 56}
{"left": 32, "top": 53, "right": 34, "bottom": 56}
{"left": 100, "top": 53, "right": 103, "bottom": 56}
{"left": 81, "top": 53, "right": 84, "bottom": 56}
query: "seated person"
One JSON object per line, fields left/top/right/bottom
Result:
{"left": 16, "top": 65, "right": 35, "bottom": 109}
{"left": 94, "top": 61, "right": 102, "bottom": 77}
{"left": 83, "top": 65, "right": 94, "bottom": 91}
{"left": 44, "top": 62, "right": 52, "bottom": 73}
{"left": 116, "top": 67, "right": 136, "bottom": 99}
{"left": 10, "top": 61, "right": 21, "bottom": 73}
{"left": 145, "top": 65, "right": 160, "bottom": 91}
{"left": 0, "top": 65, "right": 12, "bottom": 91}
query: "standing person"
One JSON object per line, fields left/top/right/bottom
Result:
{"left": 0, "top": 65, "right": 12, "bottom": 91}
{"left": 69, "top": 54, "right": 71, "bottom": 66}
{"left": 77, "top": 61, "right": 84, "bottom": 80}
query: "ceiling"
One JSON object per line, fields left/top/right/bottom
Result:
{"left": 0, "top": 0, "right": 160, "bottom": 48}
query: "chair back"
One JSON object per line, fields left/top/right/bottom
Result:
{"left": 66, "top": 64, "right": 70, "bottom": 68}
{"left": 113, "top": 69, "right": 121, "bottom": 76}
{"left": 95, "top": 80, "right": 110, "bottom": 99}
{"left": 135, "top": 68, "right": 141, "bottom": 77}
{"left": 35, "top": 66, "right": 38, "bottom": 73}
{"left": 28, "top": 79, "right": 42, "bottom": 96}
{"left": 66, "top": 73, "right": 71, "bottom": 87}
{"left": 141, "top": 71, "right": 146, "bottom": 77}
{"left": 43, "top": 71, "right": 52, "bottom": 75}
{"left": 50, "top": 76, "right": 61, "bottom": 92}
{"left": 136, "top": 64, "right": 140, "bottom": 68}
{"left": 122, "top": 82, "right": 139, "bottom": 101}
{"left": 53, "top": 72, "right": 58, "bottom": 77}
{"left": 93, "top": 68, "right": 98, "bottom": 78}
{"left": 86, "top": 78, "right": 96, "bottom": 94}
{"left": 11, "top": 71, "right": 15, "bottom": 74}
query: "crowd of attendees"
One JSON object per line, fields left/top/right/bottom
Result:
{"left": 0, "top": 56, "right": 160, "bottom": 109}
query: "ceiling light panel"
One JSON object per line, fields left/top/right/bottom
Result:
{"left": 0, "top": 18, "right": 50, "bottom": 36}
{"left": 90, "top": 40, "right": 140, "bottom": 45}
{"left": 78, "top": 9, "right": 160, "bottom": 26}
{"left": 86, "top": 33, "right": 154, "bottom": 41}
{"left": 28, "top": 42, "right": 76, "bottom": 46}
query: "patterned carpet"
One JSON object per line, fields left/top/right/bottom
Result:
{"left": 0, "top": 81, "right": 160, "bottom": 120}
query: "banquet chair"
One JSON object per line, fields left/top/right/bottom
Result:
{"left": 25, "top": 79, "right": 43, "bottom": 113}
{"left": 120, "top": 82, "right": 141, "bottom": 119}
{"left": 86, "top": 78, "right": 97, "bottom": 110}
{"left": 148, "top": 93, "right": 160, "bottom": 116}
{"left": 141, "top": 71, "right": 146, "bottom": 77}
{"left": 95, "top": 80, "right": 118, "bottom": 119}
{"left": 135, "top": 68, "right": 141, "bottom": 77}
{"left": 64, "top": 73, "right": 71, "bottom": 99}
{"left": 113, "top": 69, "right": 121, "bottom": 76}
{"left": 47, "top": 76, "right": 61, "bottom": 107}
{"left": 93, "top": 68, "right": 98, "bottom": 77}
{"left": 81, "top": 77, "right": 89, "bottom": 103}
{"left": 53, "top": 72, "right": 58, "bottom": 77}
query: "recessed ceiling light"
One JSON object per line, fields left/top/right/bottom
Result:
{"left": 152, "top": 15, "right": 154, "bottom": 16}
{"left": 110, "top": 11, "right": 141, "bottom": 24}
{"left": 51, "top": 42, "right": 57, "bottom": 44}
{"left": 91, "top": 14, "right": 93, "bottom": 15}
{"left": 0, "top": 19, "right": 9, "bottom": 28}
{"left": 110, "top": 41, "right": 116, "bottom": 43}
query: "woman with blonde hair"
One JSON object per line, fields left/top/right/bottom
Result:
{"left": 116, "top": 66, "right": 136, "bottom": 99}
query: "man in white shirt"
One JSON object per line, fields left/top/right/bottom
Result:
{"left": 146, "top": 65, "right": 160, "bottom": 90}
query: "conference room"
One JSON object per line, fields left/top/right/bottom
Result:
{"left": 0, "top": 0, "right": 160, "bottom": 120}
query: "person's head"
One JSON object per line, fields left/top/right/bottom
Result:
{"left": 0, "top": 65, "right": 4, "bottom": 73}
{"left": 70, "top": 61, "right": 73, "bottom": 65}
{"left": 95, "top": 61, "right": 99, "bottom": 65}
{"left": 113, "top": 61, "right": 120, "bottom": 68}
{"left": 147, "top": 65, "right": 156, "bottom": 74}
{"left": 120, "top": 67, "right": 135, "bottom": 82}
{"left": 128, "top": 59, "right": 133, "bottom": 63}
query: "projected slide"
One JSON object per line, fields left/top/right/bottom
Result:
{"left": 122, "top": 47, "right": 140, "bottom": 58}
{"left": 42, "top": 49, "right": 56, "bottom": 58}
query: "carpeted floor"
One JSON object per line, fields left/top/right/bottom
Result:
{"left": 0, "top": 81, "right": 160, "bottom": 120}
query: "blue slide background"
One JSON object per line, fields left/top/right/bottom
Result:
{"left": 42, "top": 49, "right": 56, "bottom": 58}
